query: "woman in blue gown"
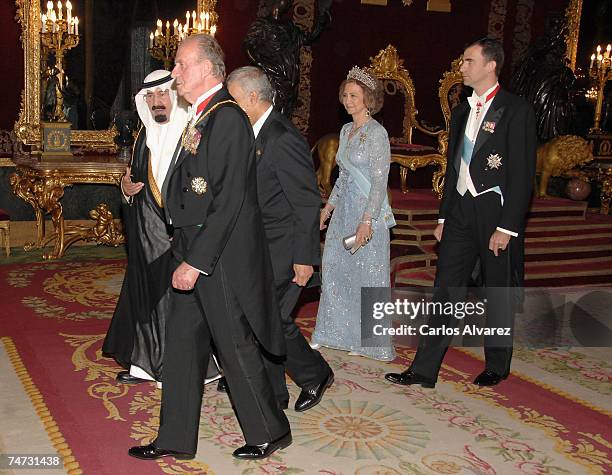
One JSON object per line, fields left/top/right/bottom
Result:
{"left": 312, "top": 66, "right": 396, "bottom": 361}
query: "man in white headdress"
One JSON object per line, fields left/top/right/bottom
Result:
{"left": 103, "top": 70, "right": 190, "bottom": 385}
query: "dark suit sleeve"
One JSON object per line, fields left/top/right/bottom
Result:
{"left": 184, "top": 107, "right": 252, "bottom": 274}
{"left": 271, "top": 130, "right": 322, "bottom": 266}
{"left": 498, "top": 102, "right": 537, "bottom": 233}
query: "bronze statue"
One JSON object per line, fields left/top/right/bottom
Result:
{"left": 42, "top": 65, "right": 61, "bottom": 122}
{"left": 113, "top": 110, "right": 138, "bottom": 162}
{"left": 244, "top": 0, "right": 332, "bottom": 116}
{"left": 510, "top": 14, "right": 578, "bottom": 142}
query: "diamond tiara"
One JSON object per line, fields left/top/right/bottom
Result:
{"left": 346, "top": 66, "right": 377, "bottom": 90}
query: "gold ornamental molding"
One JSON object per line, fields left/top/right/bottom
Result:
{"left": 290, "top": 0, "right": 316, "bottom": 135}
{"left": 564, "top": 0, "right": 583, "bottom": 71}
{"left": 438, "top": 56, "right": 463, "bottom": 131}
{"left": 197, "top": 0, "right": 218, "bottom": 16}
{"left": 9, "top": 157, "right": 125, "bottom": 259}
{"left": 367, "top": 45, "right": 417, "bottom": 146}
{"left": 14, "top": 0, "right": 116, "bottom": 150}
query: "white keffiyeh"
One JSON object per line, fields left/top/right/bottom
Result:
{"left": 135, "top": 70, "right": 189, "bottom": 187}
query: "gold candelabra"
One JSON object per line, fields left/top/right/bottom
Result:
{"left": 149, "top": 1, "right": 218, "bottom": 70}
{"left": 588, "top": 43, "right": 612, "bottom": 134}
{"left": 40, "top": 0, "right": 80, "bottom": 122}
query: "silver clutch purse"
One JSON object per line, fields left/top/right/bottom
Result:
{"left": 342, "top": 232, "right": 372, "bottom": 254}
{"left": 342, "top": 233, "right": 357, "bottom": 251}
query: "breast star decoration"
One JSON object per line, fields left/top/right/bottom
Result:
{"left": 482, "top": 121, "right": 496, "bottom": 134}
{"left": 182, "top": 126, "right": 202, "bottom": 155}
{"left": 486, "top": 153, "right": 502, "bottom": 170}
{"left": 191, "top": 177, "right": 208, "bottom": 195}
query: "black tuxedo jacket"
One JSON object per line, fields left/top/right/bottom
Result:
{"left": 165, "top": 87, "right": 285, "bottom": 356}
{"left": 439, "top": 88, "right": 537, "bottom": 234}
{"left": 255, "top": 109, "right": 321, "bottom": 282}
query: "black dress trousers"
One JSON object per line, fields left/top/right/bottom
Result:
{"left": 411, "top": 191, "right": 515, "bottom": 381}
{"left": 262, "top": 278, "right": 330, "bottom": 405}
{"left": 155, "top": 263, "right": 290, "bottom": 454}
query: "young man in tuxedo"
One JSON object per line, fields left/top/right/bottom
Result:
{"left": 129, "top": 35, "right": 291, "bottom": 461}
{"left": 386, "top": 37, "right": 537, "bottom": 388}
{"left": 226, "top": 66, "right": 334, "bottom": 412}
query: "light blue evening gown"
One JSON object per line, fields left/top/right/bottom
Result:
{"left": 312, "top": 119, "right": 396, "bottom": 361}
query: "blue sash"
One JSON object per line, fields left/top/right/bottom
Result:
{"left": 461, "top": 133, "right": 503, "bottom": 204}
{"left": 336, "top": 135, "right": 396, "bottom": 229}
{"left": 462, "top": 134, "right": 475, "bottom": 166}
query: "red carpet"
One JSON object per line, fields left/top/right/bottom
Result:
{"left": 1, "top": 257, "right": 611, "bottom": 473}
{"left": 0, "top": 259, "right": 152, "bottom": 474}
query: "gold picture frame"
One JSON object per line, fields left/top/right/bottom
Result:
{"left": 14, "top": 0, "right": 116, "bottom": 150}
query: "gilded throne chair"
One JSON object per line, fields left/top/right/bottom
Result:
{"left": 370, "top": 47, "right": 464, "bottom": 198}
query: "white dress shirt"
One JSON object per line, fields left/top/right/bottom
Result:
{"left": 457, "top": 82, "right": 499, "bottom": 197}
{"left": 189, "top": 82, "right": 223, "bottom": 122}
{"left": 253, "top": 105, "right": 274, "bottom": 139}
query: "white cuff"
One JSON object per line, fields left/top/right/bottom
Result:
{"left": 184, "top": 261, "right": 208, "bottom": 276}
{"left": 496, "top": 226, "right": 518, "bottom": 237}
{"left": 438, "top": 218, "right": 445, "bottom": 224}
{"left": 191, "top": 265, "right": 208, "bottom": 276}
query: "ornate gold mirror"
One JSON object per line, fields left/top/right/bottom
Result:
{"left": 15, "top": 0, "right": 116, "bottom": 150}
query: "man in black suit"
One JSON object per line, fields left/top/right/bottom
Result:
{"left": 129, "top": 34, "right": 291, "bottom": 461}
{"left": 226, "top": 66, "right": 334, "bottom": 412}
{"left": 386, "top": 37, "right": 536, "bottom": 388}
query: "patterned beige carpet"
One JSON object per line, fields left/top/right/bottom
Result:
{"left": 0, "top": 252, "right": 610, "bottom": 474}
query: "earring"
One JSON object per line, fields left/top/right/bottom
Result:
{"left": 366, "top": 108, "right": 371, "bottom": 117}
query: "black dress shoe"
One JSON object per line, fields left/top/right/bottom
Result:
{"left": 384, "top": 370, "right": 436, "bottom": 388}
{"left": 217, "top": 377, "right": 228, "bottom": 393}
{"left": 116, "top": 371, "right": 149, "bottom": 385}
{"left": 128, "top": 443, "right": 194, "bottom": 460}
{"left": 473, "top": 370, "right": 506, "bottom": 387}
{"left": 294, "top": 369, "right": 334, "bottom": 412}
{"left": 232, "top": 431, "right": 292, "bottom": 460}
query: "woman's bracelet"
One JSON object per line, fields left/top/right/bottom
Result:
{"left": 360, "top": 219, "right": 372, "bottom": 226}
